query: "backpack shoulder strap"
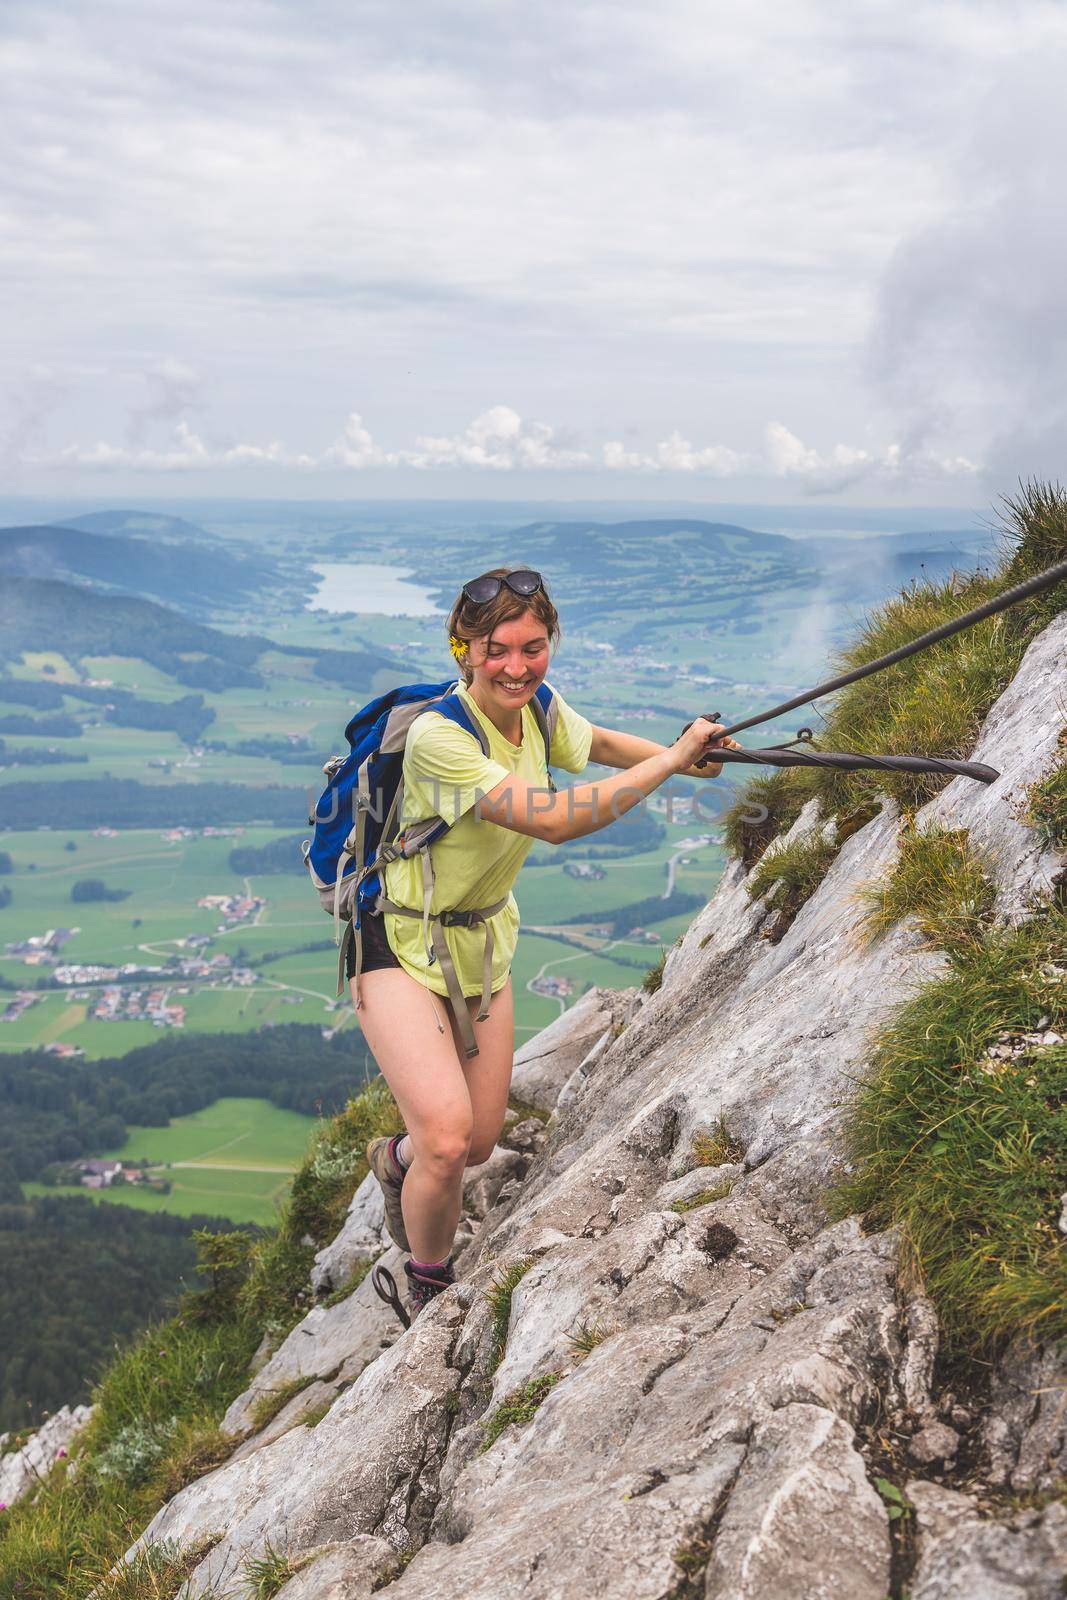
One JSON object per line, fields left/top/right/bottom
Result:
{"left": 420, "top": 688, "right": 491, "bottom": 758}
{"left": 529, "top": 683, "right": 557, "bottom": 790}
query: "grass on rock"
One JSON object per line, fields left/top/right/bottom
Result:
{"left": 670, "top": 1180, "right": 735, "bottom": 1213}
{"left": 746, "top": 832, "right": 838, "bottom": 937}
{"left": 485, "top": 1257, "right": 535, "bottom": 1372}
{"left": 480, "top": 1373, "right": 563, "bottom": 1453}
{"left": 564, "top": 1317, "right": 614, "bottom": 1356}
{"left": 242, "top": 1539, "right": 307, "bottom": 1598}
{"left": 835, "top": 903, "right": 1067, "bottom": 1354}
{"left": 88, "top": 1537, "right": 218, "bottom": 1600}
{"left": 861, "top": 826, "right": 996, "bottom": 951}
{"left": 689, "top": 1117, "right": 744, "bottom": 1169}
{"left": 721, "top": 770, "right": 812, "bottom": 869}
{"left": 248, "top": 1374, "right": 317, "bottom": 1434}
{"left": 1023, "top": 747, "right": 1067, "bottom": 852}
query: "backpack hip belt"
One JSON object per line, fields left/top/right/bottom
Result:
{"left": 374, "top": 890, "right": 509, "bottom": 1059}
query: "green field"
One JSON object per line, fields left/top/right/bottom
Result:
{"left": 0, "top": 806, "right": 724, "bottom": 1051}
{"left": 24, "top": 1097, "right": 316, "bottom": 1226}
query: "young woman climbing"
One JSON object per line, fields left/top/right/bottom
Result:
{"left": 354, "top": 566, "right": 739, "bottom": 1319}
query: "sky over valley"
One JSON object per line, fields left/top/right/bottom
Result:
{"left": 3, "top": 0, "right": 1066, "bottom": 504}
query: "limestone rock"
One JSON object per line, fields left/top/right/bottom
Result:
{"left": 919, "top": 610, "right": 1067, "bottom": 916}
{"left": 909, "top": 1482, "right": 1067, "bottom": 1600}
{"left": 223, "top": 1247, "right": 405, "bottom": 1438}
{"left": 129, "top": 1299, "right": 468, "bottom": 1596}
{"left": 104, "top": 610, "right": 1067, "bottom": 1600}
{"left": 310, "top": 1171, "right": 387, "bottom": 1297}
{"left": 704, "top": 1403, "right": 890, "bottom": 1599}
{"left": 0, "top": 1405, "right": 92, "bottom": 1508}
{"left": 908, "top": 1420, "right": 960, "bottom": 1465}
{"left": 981, "top": 1341, "right": 1067, "bottom": 1494}
{"left": 510, "top": 986, "right": 621, "bottom": 1112}
{"left": 272, "top": 1535, "right": 395, "bottom": 1598}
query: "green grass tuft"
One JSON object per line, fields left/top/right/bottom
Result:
{"left": 89, "top": 1537, "right": 218, "bottom": 1600}
{"left": 746, "top": 832, "right": 838, "bottom": 937}
{"left": 642, "top": 949, "right": 667, "bottom": 993}
{"left": 564, "top": 1317, "right": 614, "bottom": 1355}
{"left": 721, "top": 769, "right": 813, "bottom": 868}
{"left": 834, "top": 904, "right": 1067, "bottom": 1354}
{"left": 241, "top": 1539, "right": 306, "bottom": 1598}
{"left": 670, "top": 1180, "right": 734, "bottom": 1212}
{"left": 479, "top": 1372, "right": 563, "bottom": 1453}
{"left": 286, "top": 1077, "right": 402, "bottom": 1247}
{"left": 1023, "top": 746, "right": 1067, "bottom": 853}
{"left": 690, "top": 1116, "right": 744, "bottom": 1169}
{"left": 247, "top": 1374, "right": 316, "bottom": 1434}
{"left": 484, "top": 1257, "right": 535, "bottom": 1372}
{"left": 861, "top": 826, "right": 996, "bottom": 951}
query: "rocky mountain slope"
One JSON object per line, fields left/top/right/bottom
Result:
{"left": 77, "top": 606, "right": 1066, "bottom": 1597}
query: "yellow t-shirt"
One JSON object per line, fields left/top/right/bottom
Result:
{"left": 381, "top": 680, "right": 593, "bottom": 998}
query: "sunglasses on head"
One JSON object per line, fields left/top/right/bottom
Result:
{"left": 461, "top": 569, "right": 544, "bottom": 605}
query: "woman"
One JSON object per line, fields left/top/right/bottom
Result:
{"left": 352, "top": 566, "right": 737, "bottom": 1318}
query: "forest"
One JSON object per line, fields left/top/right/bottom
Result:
{"left": 0, "top": 1196, "right": 238, "bottom": 1430}
{"left": 0, "top": 1025, "right": 375, "bottom": 1182}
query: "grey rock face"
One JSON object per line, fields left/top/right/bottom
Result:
{"left": 133, "top": 1298, "right": 468, "bottom": 1595}
{"left": 705, "top": 1404, "right": 890, "bottom": 1600}
{"left": 919, "top": 610, "right": 1067, "bottom": 916}
{"left": 980, "top": 1341, "right": 1067, "bottom": 1494}
{"left": 222, "top": 1247, "right": 404, "bottom": 1438}
{"left": 511, "top": 985, "right": 629, "bottom": 1112}
{"left": 310, "top": 1171, "right": 388, "bottom": 1297}
{"left": 908, "top": 1483, "right": 1067, "bottom": 1600}
{"left": 109, "top": 612, "right": 1066, "bottom": 1599}
{"left": 272, "top": 1535, "right": 395, "bottom": 1598}
{"left": 0, "top": 1404, "right": 92, "bottom": 1507}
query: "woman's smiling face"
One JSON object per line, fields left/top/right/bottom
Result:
{"left": 467, "top": 610, "right": 551, "bottom": 709}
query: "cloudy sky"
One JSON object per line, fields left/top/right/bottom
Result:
{"left": 3, "top": 0, "right": 1066, "bottom": 503}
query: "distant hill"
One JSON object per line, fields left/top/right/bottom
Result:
{"left": 422, "top": 517, "right": 816, "bottom": 622}
{"left": 0, "top": 577, "right": 404, "bottom": 692}
{"left": 0, "top": 522, "right": 279, "bottom": 612}
{"left": 61, "top": 508, "right": 220, "bottom": 543}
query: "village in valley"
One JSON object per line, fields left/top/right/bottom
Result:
{"left": 0, "top": 843, "right": 267, "bottom": 1038}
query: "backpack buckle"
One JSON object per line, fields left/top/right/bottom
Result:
{"left": 444, "top": 909, "right": 477, "bottom": 929}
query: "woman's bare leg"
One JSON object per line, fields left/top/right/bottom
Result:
{"left": 447, "top": 979, "right": 516, "bottom": 1167}
{"left": 352, "top": 968, "right": 473, "bottom": 1262}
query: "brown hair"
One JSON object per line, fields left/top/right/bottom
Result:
{"left": 446, "top": 567, "right": 561, "bottom": 686}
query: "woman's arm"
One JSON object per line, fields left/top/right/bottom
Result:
{"left": 589, "top": 722, "right": 735, "bottom": 779}
{"left": 476, "top": 717, "right": 725, "bottom": 845}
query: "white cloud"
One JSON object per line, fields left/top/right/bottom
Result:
{"left": 320, "top": 412, "right": 397, "bottom": 469}
{"left": 3, "top": 1, "right": 1065, "bottom": 502}
{"left": 867, "top": 53, "right": 1067, "bottom": 486}
{"left": 602, "top": 431, "right": 750, "bottom": 475}
{"left": 763, "top": 422, "right": 978, "bottom": 492}
{"left": 405, "top": 407, "right": 590, "bottom": 471}
{"left": 30, "top": 406, "right": 981, "bottom": 489}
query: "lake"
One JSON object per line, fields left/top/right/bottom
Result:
{"left": 307, "top": 562, "right": 443, "bottom": 616}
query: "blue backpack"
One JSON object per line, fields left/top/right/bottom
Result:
{"left": 303, "top": 679, "right": 557, "bottom": 1057}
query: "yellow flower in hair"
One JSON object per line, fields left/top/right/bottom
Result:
{"left": 448, "top": 632, "right": 469, "bottom": 662}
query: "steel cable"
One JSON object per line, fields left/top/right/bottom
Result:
{"left": 686, "top": 555, "right": 1067, "bottom": 783}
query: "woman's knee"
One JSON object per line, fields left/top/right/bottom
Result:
{"left": 416, "top": 1118, "right": 473, "bottom": 1173}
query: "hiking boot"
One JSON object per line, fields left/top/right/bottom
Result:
{"left": 366, "top": 1135, "right": 410, "bottom": 1253}
{"left": 404, "top": 1256, "right": 455, "bottom": 1319}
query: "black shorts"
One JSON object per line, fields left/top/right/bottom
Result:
{"left": 345, "top": 911, "right": 403, "bottom": 978}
